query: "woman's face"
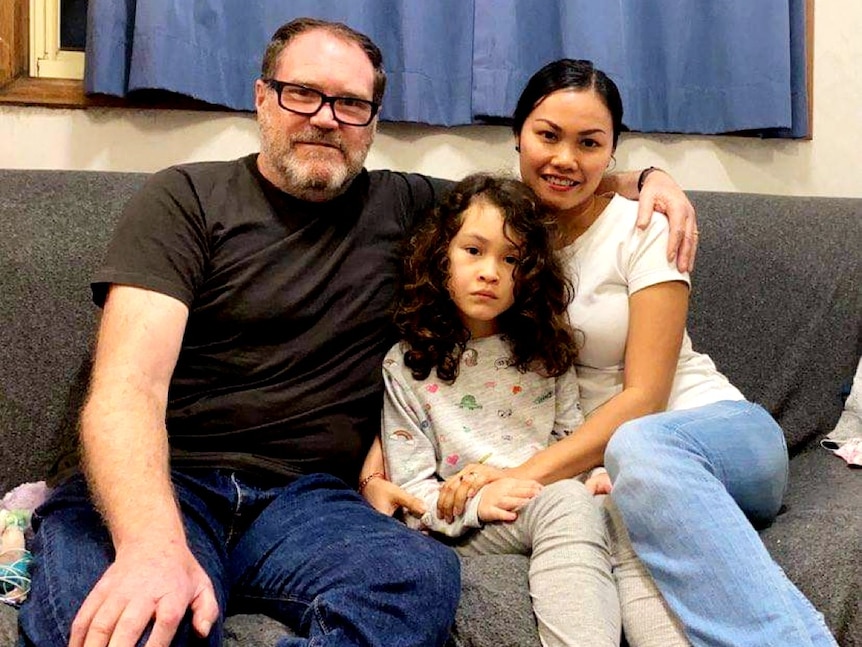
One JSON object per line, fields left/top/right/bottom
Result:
{"left": 516, "top": 88, "right": 615, "bottom": 215}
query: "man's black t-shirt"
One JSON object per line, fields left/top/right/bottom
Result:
{"left": 92, "top": 154, "right": 443, "bottom": 485}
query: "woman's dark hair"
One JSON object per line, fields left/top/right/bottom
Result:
{"left": 394, "top": 173, "right": 579, "bottom": 383}
{"left": 512, "top": 59, "right": 624, "bottom": 149}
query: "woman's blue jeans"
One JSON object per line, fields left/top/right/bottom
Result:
{"left": 605, "top": 400, "right": 837, "bottom": 647}
{"left": 18, "top": 471, "right": 460, "bottom": 646}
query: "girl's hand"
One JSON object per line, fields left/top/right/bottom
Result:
{"left": 438, "top": 463, "right": 505, "bottom": 523}
{"left": 477, "top": 478, "right": 543, "bottom": 523}
{"left": 361, "top": 475, "right": 426, "bottom": 517}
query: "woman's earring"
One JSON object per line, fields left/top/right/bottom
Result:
{"left": 515, "top": 144, "right": 520, "bottom": 152}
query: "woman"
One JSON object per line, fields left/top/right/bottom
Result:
{"left": 435, "top": 59, "right": 837, "bottom": 646}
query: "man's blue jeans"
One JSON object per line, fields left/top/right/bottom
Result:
{"left": 605, "top": 400, "right": 837, "bottom": 647}
{"left": 18, "top": 471, "right": 460, "bottom": 646}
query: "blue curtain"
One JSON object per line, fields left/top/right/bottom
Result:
{"left": 85, "top": 0, "right": 808, "bottom": 137}
{"left": 84, "top": 0, "right": 474, "bottom": 126}
{"left": 473, "top": 0, "right": 808, "bottom": 137}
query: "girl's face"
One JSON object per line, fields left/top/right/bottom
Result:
{"left": 447, "top": 199, "right": 521, "bottom": 338}
{"left": 516, "top": 88, "right": 614, "bottom": 216}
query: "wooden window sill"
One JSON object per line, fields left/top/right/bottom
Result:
{"left": 0, "top": 77, "right": 114, "bottom": 107}
{"left": 0, "top": 77, "right": 236, "bottom": 111}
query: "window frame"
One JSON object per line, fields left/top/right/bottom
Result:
{"left": 0, "top": 0, "right": 217, "bottom": 108}
{"left": 0, "top": 0, "right": 92, "bottom": 107}
{"left": 30, "top": 0, "right": 86, "bottom": 80}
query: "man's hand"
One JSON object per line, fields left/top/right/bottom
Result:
{"left": 437, "top": 463, "right": 506, "bottom": 523}
{"left": 477, "top": 478, "right": 543, "bottom": 523}
{"left": 361, "top": 476, "right": 427, "bottom": 517}
{"left": 69, "top": 538, "right": 218, "bottom": 647}
{"left": 636, "top": 169, "right": 698, "bottom": 272}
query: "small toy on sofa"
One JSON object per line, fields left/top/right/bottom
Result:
{"left": 0, "top": 480, "right": 50, "bottom": 606}
{"left": 0, "top": 509, "right": 32, "bottom": 605}
{"left": 1, "top": 480, "right": 50, "bottom": 513}
{"left": 822, "top": 356, "right": 862, "bottom": 467}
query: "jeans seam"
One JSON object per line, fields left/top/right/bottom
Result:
{"left": 235, "top": 590, "right": 315, "bottom": 606}
{"left": 226, "top": 472, "right": 242, "bottom": 548}
{"left": 312, "top": 596, "right": 332, "bottom": 636}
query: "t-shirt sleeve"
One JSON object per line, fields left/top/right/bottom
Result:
{"left": 425, "top": 175, "right": 455, "bottom": 200}
{"left": 553, "top": 366, "right": 585, "bottom": 438}
{"left": 91, "top": 167, "right": 209, "bottom": 308}
{"left": 626, "top": 211, "right": 691, "bottom": 295}
{"left": 397, "top": 174, "right": 455, "bottom": 232}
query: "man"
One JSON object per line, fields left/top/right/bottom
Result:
{"left": 19, "top": 17, "right": 696, "bottom": 647}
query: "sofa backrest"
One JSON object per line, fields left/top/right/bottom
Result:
{"left": 686, "top": 191, "right": 862, "bottom": 452}
{"left": 0, "top": 173, "right": 860, "bottom": 494}
{"left": 0, "top": 170, "right": 147, "bottom": 493}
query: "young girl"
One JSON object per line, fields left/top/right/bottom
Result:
{"left": 380, "top": 173, "right": 621, "bottom": 646}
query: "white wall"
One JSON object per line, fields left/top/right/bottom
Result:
{"left": 2, "top": 3, "right": 860, "bottom": 197}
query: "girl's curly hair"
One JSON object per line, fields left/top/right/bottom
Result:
{"left": 394, "top": 173, "right": 579, "bottom": 383}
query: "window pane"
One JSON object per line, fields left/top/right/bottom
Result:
{"left": 60, "top": 0, "right": 88, "bottom": 51}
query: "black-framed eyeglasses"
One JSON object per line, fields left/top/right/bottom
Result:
{"left": 263, "top": 79, "right": 379, "bottom": 127}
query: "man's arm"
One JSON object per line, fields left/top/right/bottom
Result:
{"left": 70, "top": 285, "right": 218, "bottom": 647}
{"left": 599, "top": 168, "right": 698, "bottom": 272}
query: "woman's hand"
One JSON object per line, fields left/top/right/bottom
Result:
{"left": 636, "top": 169, "right": 699, "bottom": 272}
{"left": 437, "top": 463, "right": 506, "bottom": 523}
{"left": 361, "top": 475, "right": 427, "bottom": 518}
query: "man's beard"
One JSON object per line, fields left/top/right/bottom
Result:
{"left": 259, "top": 115, "right": 371, "bottom": 202}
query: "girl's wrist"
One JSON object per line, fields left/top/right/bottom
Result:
{"left": 358, "top": 471, "right": 385, "bottom": 493}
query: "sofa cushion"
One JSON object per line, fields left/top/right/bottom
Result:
{"left": 0, "top": 170, "right": 148, "bottom": 495}
{"left": 760, "top": 444, "right": 861, "bottom": 643}
{"left": 1, "top": 174, "right": 860, "bottom": 645}
{"left": 686, "top": 191, "right": 862, "bottom": 453}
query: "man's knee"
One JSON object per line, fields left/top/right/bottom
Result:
{"left": 401, "top": 528, "right": 461, "bottom": 597}
{"left": 338, "top": 529, "right": 460, "bottom": 640}
{"left": 319, "top": 515, "right": 460, "bottom": 605}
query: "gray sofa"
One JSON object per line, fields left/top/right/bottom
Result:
{"left": 1, "top": 169, "right": 860, "bottom": 647}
